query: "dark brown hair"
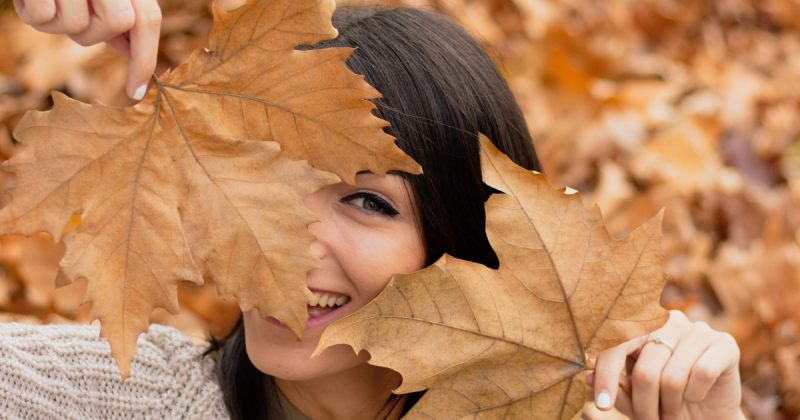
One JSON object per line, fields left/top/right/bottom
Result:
{"left": 207, "top": 6, "right": 543, "bottom": 419}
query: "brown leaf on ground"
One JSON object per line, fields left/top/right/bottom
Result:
{"left": 313, "top": 135, "right": 669, "bottom": 419}
{"left": 629, "top": 118, "right": 723, "bottom": 196}
{"left": 0, "top": 0, "right": 419, "bottom": 380}
{"left": 0, "top": 15, "right": 107, "bottom": 94}
{"left": 5, "top": 0, "right": 800, "bottom": 412}
{"left": 0, "top": 269, "right": 10, "bottom": 308}
{"left": 0, "top": 234, "right": 64, "bottom": 308}
{"left": 176, "top": 280, "right": 241, "bottom": 338}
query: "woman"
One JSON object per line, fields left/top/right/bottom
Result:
{"left": 7, "top": 0, "right": 745, "bottom": 419}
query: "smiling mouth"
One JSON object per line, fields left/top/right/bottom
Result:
{"left": 308, "top": 291, "right": 351, "bottom": 319}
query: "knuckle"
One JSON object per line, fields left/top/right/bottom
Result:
{"left": 138, "top": 5, "right": 162, "bottom": 28}
{"left": 722, "top": 333, "right": 742, "bottom": 359}
{"left": 683, "top": 390, "right": 704, "bottom": 404}
{"left": 631, "top": 365, "right": 658, "bottom": 387}
{"left": 669, "top": 309, "right": 689, "bottom": 324}
{"left": 27, "top": 2, "right": 56, "bottom": 24}
{"left": 63, "top": 16, "right": 90, "bottom": 34}
{"left": 691, "top": 321, "right": 712, "bottom": 334}
{"left": 692, "top": 363, "right": 718, "bottom": 382}
{"left": 660, "top": 371, "right": 686, "bottom": 392}
{"left": 108, "top": 6, "right": 136, "bottom": 32}
{"left": 719, "top": 331, "right": 737, "bottom": 344}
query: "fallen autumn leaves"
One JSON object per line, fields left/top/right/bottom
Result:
{"left": 2, "top": 0, "right": 800, "bottom": 418}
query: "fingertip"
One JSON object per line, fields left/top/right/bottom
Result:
{"left": 126, "top": 67, "right": 150, "bottom": 101}
{"left": 595, "top": 390, "right": 611, "bottom": 410}
{"left": 128, "top": 0, "right": 160, "bottom": 92}
{"left": 591, "top": 351, "right": 626, "bottom": 409}
{"left": 125, "top": 66, "right": 147, "bottom": 101}
{"left": 586, "top": 372, "right": 595, "bottom": 387}
{"left": 132, "top": 83, "right": 147, "bottom": 101}
{"left": 217, "top": 0, "right": 247, "bottom": 12}
{"left": 126, "top": 57, "right": 156, "bottom": 98}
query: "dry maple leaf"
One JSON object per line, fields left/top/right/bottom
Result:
{"left": 314, "top": 135, "right": 669, "bottom": 419}
{"left": 0, "top": 0, "right": 420, "bottom": 379}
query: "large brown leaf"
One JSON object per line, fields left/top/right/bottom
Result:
{"left": 0, "top": 0, "right": 420, "bottom": 379}
{"left": 314, "top": 135, "right": 668, "bottom": 419}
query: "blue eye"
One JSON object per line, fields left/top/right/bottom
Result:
{"left": 342, "top": 192, "right": 399, "bottom": 217}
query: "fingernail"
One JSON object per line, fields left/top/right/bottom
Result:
{"left": 133, "top": 84, "right": 147, "bottom": 100}
{"left": 596, "top": 391, "right": 611, "bottom": 409}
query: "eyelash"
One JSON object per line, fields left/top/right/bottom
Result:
{"left": 341, "top": 192, "right": 399, "bottom": 218}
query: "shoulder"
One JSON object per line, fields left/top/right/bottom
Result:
{"left": 0, "top": 322, "right": 229, "bottom": 419}
{"left": 0, "top": 322, "right": 208, "bottom": 375}
{"left": 0, "top": 321, "right": 203, "bottom": 358}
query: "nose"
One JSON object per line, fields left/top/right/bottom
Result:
{"left": 308, "top": 221, "right": 326, "bottom": 260}
{"left": 303, "top": 189, "right": 327, "bottom": 260}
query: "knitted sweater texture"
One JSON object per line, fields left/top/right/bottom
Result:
{"left": 0, "top": 322, "right": 229, "bottom": 420}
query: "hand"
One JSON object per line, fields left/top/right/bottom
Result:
{"left": 587, "top": 310, "right": 744, "bottom": 419}
{"left": 12, "top": 0, "right": 247, "bottom": 100}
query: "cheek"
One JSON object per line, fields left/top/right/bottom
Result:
{"left": 242, "top": 310, "right": 370, "bottom": 380}
{"left": 336, "top": 222, "right": 425, "bottom": 301}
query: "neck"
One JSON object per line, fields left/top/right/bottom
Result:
{"left": 274, "top": 364, "right": 406, "bottom": 420}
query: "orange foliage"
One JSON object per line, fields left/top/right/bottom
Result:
{"left": 2, "top": 0, "right": 800, "bottom": 417}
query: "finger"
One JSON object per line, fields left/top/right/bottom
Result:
{"left": 626, "top": 311, "right": 690, "bottom": 363}
{"left": 68, "top": 0, "right": 135, "bottom": 47}
{"left": 105, "top": 33, "right": 132, "bottom": 58}
{"left": 587, "top": 369, "right": 634, "bottom": 417}
{"left": 659, "top": 322, "right": 714, "bottom": 420}
{"left": 14, "top": 0, "right": 56, "bottom": 26}
{"left": 684, "top": 335, "right": 738, "bottom": 403}
{"left": 631, "top": 334, "right": 681, "bottom": 420}
{"left": 126, "top": 0, "right": 161, "bottom": 100}
{"left": 612, "top": 373, "right": 634, "bottom": 418}
{"left": 592, "top": 340, "right": 642, "bottom": 411}
{"left": 32, "top": 0, "right": 90, "bottom": 34}
{"left": 217, "top": 0, "right": 247, "bottom": 12}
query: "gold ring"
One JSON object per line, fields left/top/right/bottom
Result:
{"left": 646, "top": 335, "right": 674, "bottom": 353}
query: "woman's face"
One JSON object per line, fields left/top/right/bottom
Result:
{"left": 243, "top": 172, "right": 426, "bottom": 380}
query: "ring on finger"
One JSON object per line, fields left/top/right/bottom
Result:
{"left": 645, "top": 335, "right": 675, "bottom": 354}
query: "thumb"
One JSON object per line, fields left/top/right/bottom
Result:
{"left": 589, "top": 336, "right": 647, "bottom": 412}
{"left": 590, "top": 346, "right": 628, "bottom": 411}
{"left": 217, "top": 0, "right": 247, "bottom": 12}
{"left": 587, "top": 371, "right": 634, "bottom": 417}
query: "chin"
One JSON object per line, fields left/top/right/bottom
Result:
{"left": 242, "top": 309, "right": 369, "bottom": 381}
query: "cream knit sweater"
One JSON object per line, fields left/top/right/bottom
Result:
{"left": 0, "top": 322, "right": 230, "bottom": 419}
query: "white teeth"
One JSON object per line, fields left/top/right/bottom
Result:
{"left": 308, "top": 293, "right": 349, "bottom": 307}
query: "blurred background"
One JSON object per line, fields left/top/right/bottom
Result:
{"left": 0, "top": 0, "right": 797, "bottom": 418}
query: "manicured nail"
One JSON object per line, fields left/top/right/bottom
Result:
{"left": 219, "top": 0, "right": 245, "bottom": 12}
{"left": 596, "top": 391, "right": 611, "bottom": 409}
{"left": 133, "top": 84, "right": 147, "bottom": 100}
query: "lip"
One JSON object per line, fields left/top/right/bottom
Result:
{"left": 265, "top": 288, "right": 352, "bottom": 331}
